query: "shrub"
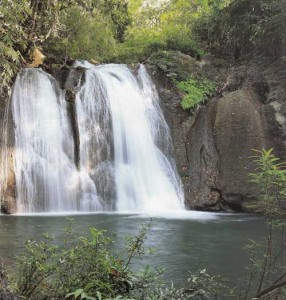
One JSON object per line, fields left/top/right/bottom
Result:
{"left": 249, "top": 148, "right": 286, "bottom": 217}
{"left": 240, "top": 149, "right": 286, "bottom": 299}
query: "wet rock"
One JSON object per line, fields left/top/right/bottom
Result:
{"left": 1, "top": 196, "right": 16, "bottom": 214}
{"left": 0, "top": 92, "right": 16, "bottom": 214}
{"left": 146, "top": 63, "right": 192, "bottom": 204}
{"left": 148, "top": 51, "right": 286, "bottom": 212}
{"left": 147, "top": 51, "right": 228, "bottom": 208}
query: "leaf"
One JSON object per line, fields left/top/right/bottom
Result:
{"left": 84, "top": 283, "right": 95, "bottom": 291}
{"left": 96, "top": 291, "right": 102, "bottom": 300}
{"left": 74, "top": 289, "right": 84, "bottom": 299}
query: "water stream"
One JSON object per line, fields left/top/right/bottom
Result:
{"left": 9, "top": 64, "right": 184, "bottom": 213}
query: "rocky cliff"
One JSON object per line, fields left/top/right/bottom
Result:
{"left": 148, "top": 51, "right": 286, "bottom": 211}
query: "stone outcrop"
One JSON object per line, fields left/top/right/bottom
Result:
{"left": 148, "top": 51, "right": 286, "bottom": 211}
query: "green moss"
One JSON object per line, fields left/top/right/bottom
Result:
{"left": 176, "top": 77, "right": 217, "bottom": 110}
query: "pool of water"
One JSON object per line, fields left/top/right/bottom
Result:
{"left": 0, "top": 211, "right": 265, "bottom": 295}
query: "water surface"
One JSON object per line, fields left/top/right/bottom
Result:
{"left": 0, "top": 212, "right": 265, "bottom": 292}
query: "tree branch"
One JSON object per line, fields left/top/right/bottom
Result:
{"left": 255, "top": 278, "right": 286, "bottom": 298}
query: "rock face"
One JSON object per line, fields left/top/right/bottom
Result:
{"left": 148, "top": 51, "right": 286, "bottom": 211}
{"left": 187, "top": 89, "right": 280, "bottom": 211}
{"left": 0, "top": 92, "right": 16, "bottom": 214}
{"left": 145, "top": 64, "right": 190, "bottom": 205}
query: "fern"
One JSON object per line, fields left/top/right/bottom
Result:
{"left": 176, "top": 77, "right": 217, "bottom": 110}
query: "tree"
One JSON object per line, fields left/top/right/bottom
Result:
{"left": 0, "top": 0, "right": 131, "bottom": 91}
{"left": 99, "top": 0, "right": 131, "bottom": 42}
{"left": 0, "top": 0, "right": 30, "bottom": 92}
{"left": 0, "top": 0, "right": 74, "bottom": 91}
{"left": 194, "top": 0, "right": 286, "bottom": 60}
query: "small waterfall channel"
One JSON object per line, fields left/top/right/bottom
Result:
{"left": 4, "top": 63, "right": 184, "bottom": 213}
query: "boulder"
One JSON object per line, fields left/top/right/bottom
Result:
{"left": 187, "top": 89, "right": 272, "bottom": 211}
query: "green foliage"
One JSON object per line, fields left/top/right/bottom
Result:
{"left": 45, "top": 6, "right": 117, "bottom": 62}
{"left": 119, "top": 0, "right": 212, "bottom": 63}
{"left": 119, "top": 0, "right": 231, "bottom": 63}
{"left": 12, "top": 221, "right": 137, "bottom": 299}
{"left": 240, "top": 149, "right": 286, "bottom": 299}
{"left": 9, "top": 220, "right": 223, "bottom": 300}
{"left": 40, "top": 0, "right": 131, "bottom": 62}
{"left": 195, "top": 0, "right": 286, "bottom": 61}
{"left": 176, "top": 77, "right": 217, "bottom": 110}
{"left": 117, "top": 28, "right": 167, "bottom": 63}
{"left": 0, "top": 0, "right": 131, "bottom": 91}
{"left": 99, "top": 0, "right": 131, "bottom": 42}
{"left": 72, "top": 0, "right": 131, "bottom": 43}
{"left": 0, "top": 0, "right": 31, "bottom": 93}
{"left": 249, "top": 148, "right": 286, "bottom": 218}
{"left": 0, "top": 0, "right": 77, "bottom": 91}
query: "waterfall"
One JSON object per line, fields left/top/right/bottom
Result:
{"left": 9, "top": 64, "right": 184, "bottom": 213}
{"left": 76, "top": 63, "right": 184, "bottom": 212}
{"left": 12, "top": 69, "right": 80, "bottom": 212}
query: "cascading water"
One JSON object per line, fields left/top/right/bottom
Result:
{"left": 9, "top": 64, "right": 184, "bottom": 213}
{"left": 12, "top": 69, "right": 80, "bottom": 212}
{"left": 76, "top": 63, "right": 184, "bottom": 211}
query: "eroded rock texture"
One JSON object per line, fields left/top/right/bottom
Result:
{"left": 148, "top": 51, "right": 286, "bottom": 211}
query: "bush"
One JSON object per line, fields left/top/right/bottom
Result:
{"left": 249, "top": 148, "right": 286, "bottom": 217}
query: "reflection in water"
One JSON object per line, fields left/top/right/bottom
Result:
{"left": 0, "top": 212, "right": 265, "bottom": 294}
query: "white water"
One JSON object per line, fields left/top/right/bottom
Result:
{"left": 10, "top": 64, "right": 184, "bottom": 213}
{"left": 76, "top": 64, "right": 184, "bottom": 212}
{"left": 12, "top": 69, "right": 79, "bottom": 212}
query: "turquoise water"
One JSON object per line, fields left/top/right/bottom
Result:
{"left": 0, "top": 211, "right": 265, "bottom": 295}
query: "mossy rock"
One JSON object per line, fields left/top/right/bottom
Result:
{"left": 147, "top": 51, "right": 201, "bottom": 81}
{"left": 147, "top": 50, "right": 228, "bottom": 85}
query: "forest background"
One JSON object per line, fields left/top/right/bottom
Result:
{"left": 1, "top": 0, "right": 285, "bottom": 94}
